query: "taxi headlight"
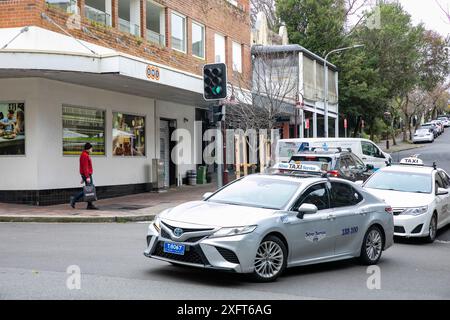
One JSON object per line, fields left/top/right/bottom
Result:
{"left": 402, "top": 206, "right": 428, "bottom": 216}
{"left": 210, "top": 225, "right": 257, "bottom": 238}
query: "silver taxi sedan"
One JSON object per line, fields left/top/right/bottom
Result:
{"left": 144, "top": 167, "right": 394, "bottom": 282}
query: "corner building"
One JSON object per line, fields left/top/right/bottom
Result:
{"left": 0, "top": 0, "right": 251, "bottom": 204}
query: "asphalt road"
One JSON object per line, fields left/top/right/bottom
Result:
{"left": 1, "top": 130, "right": 450, "bottom": 300}
{"left": 0, "top": 222, "right": 449, "bottom": 300}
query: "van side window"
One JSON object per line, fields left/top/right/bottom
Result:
{"left": 361, "top": 141, "right": 382, "bottom": 158}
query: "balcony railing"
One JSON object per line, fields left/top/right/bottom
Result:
{"left": 46, "top": 0, "right": 78, "bottom": 14}
{"left": 119, "top": 18, "right": 140, "bottom": 37}
{"left": 84, "top": 5, "right": 111, "bottom": 26}
{"left": 146, "top": 29, "right": 165, "bottom": 46}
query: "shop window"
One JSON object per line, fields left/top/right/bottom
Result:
{"left": 0, "top": 102, "right": 25, "bottom": 156}
{"left": 112, "top": 112, "right": 146, "bottom": 157}
{"left": 62, "top": 105, "right": 106, "bottom": 156}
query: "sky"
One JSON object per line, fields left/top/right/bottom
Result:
{"left": 350, "top": 0, "right": 450, "bottom": 37}
{"left": 399, "top": 0, "right": 450, "bottom": 37}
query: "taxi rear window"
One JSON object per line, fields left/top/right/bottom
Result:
{"left": 289, "top": 156, "right": 332, "bottom": 171}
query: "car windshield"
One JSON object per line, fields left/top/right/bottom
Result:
{"left": 364, "top": 171, "right": 432, "bottom": 193}
{"left": 207, "top": 176, "right": 300, "bottom": 210}
{"left": 289, "top": 155, "right": 332, "bottom": 171}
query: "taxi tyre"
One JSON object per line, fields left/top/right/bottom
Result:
{"left": 359, "top": 226, "right": 384, "bottom": 265}
{"left": 424, "top": 213, "right": 437, "bottom": 243}
{"left": 250, "top": 235, "right": 287, "bottom": 283}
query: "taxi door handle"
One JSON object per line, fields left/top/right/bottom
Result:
{"left": 322, "top": 214, "right": 335, "bottom": 220}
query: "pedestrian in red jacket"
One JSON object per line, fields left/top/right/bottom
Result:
{"left": 70, "top": 143, "right": 98, "bottom": 210}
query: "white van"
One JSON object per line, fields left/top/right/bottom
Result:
{"left": 275, "top": 138, "right": 392, "bottom": 170}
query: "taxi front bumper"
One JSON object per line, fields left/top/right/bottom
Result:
{"left": 393, "top": 214, "right": 431, "bottom": 237}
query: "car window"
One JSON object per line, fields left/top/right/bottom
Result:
{"left": 293, "top": 183, "right": 329, "bottom": 211}
{"left": 207, "top": 176, "right": 300, "bottom": 210}
{"left": 339, "top": 157, "right": 349, "bottom": 171}
{"left": 345, "top": 155, "right": 357, "bottom": 169}
{"left": 361, "top": 141, "right": 378, "bottom": 157}
{"left": 329, "top": 182, "right": 362, "bottom": 208}
{"left": 351, "top": 154, "right": 365, "bottom": 168}
{"left": 435, "top": 173, "right": 444, "bottom": 189}
{"left": 364, "top": 171, "right": 432, "bottom": 193}
{"left": 439, "top": 171, "right": 450, "bottom": 188}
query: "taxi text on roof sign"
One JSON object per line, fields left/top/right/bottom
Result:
{"left": 275, "top": 163, "right": 322, "bottom": 172}
{"left": 399, "top": 157, "right": 424, "bottom": 166}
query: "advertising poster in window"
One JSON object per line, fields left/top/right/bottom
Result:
{"left": 0, "top": 102, "right": 25, "bottom": 155}
{"left": 112, "top": 112, "right": 146, "bottom": 157}
{"left": 62, "top": 105, "right": 105, "bottom": 155}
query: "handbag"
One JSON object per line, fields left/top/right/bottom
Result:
{"left": 83, "top": 185, "right": 97, "bottom": 202}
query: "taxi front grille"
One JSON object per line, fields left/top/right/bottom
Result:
{"left": 152, "top": 241, "right": 209, "bottom": 265}
{"left": 160, "top": 229, "right": 206, "bottom": 243}
{"left": 394, "top": 226, "right": 406, "bottom": 233}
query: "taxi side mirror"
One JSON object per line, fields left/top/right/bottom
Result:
{"left": 297, "top": 203, "right": 318, "bottom": 219}
{"left": 202, "top": 192, "right": 213, "bottom": 200}
{"left": 436, "top": 188, "right": 449, "bottom": 196}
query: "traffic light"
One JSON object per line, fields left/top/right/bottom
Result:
{"left": 210, "top": 105, "right": 225, "bottom": 123}
{"left": 203, "top": 63, "right": 227, "bottom": 100}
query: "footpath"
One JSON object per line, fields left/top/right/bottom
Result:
{"left": 0, "top": 184, "right": 215, "bottom": 223}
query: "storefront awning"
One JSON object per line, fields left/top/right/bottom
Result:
{"left": 0, "top": 27, "right": 209, "bottom": 108}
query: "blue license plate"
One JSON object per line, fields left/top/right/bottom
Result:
{"left": 163, "top": 242, "right": 185, "bottom": 255}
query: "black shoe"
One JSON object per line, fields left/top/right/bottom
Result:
{"left": 70, "top": 197, "right": 75, "bottom": 209}
{"left": 86, "top": 204, "right": 99, "bottom": 210}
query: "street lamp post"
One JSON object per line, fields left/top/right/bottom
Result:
{"left": 323, "top": 44, "right": 364, "bottom": 137}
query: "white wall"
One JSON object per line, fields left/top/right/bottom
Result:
{"left": 155, "top": 100, "right": 197, "bottom": 180}
{"left": 0, "top": 78, "right": 198, "bottom": 190}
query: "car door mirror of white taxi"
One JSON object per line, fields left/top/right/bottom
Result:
{"left": 436, "top": 188, "right": 449, "bottom": 196}
{"left": 202, "top": 192, "right": 214, "bottom": 200}
{"left": 297, "top": 203, "right": 318, "bottom": 219}
{"left": 354, "top": 180, "right": 364, "bottom": 186}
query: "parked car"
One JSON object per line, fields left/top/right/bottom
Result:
{"left": 420, "top": 123, "right": 439, "bottom": 138}
{"left": 437, "top": 117, "right": 450, "bottom": 128}
{"left": 145, "top": 169, "right": 394, "bottom": 282}
{"left": 286, "top": 148, "right": 375, "bottom": 182}
{"left": 275, "top": 138, "right": 392, "bottom": 170}
{"left": 360, "top": 156, "right": 450, "bottom": 243}
{"left": 412, "top": 128, "right": 434, "bottom": 144}
{"left": 431, "top": 120, "right": 444, "bottom": 134}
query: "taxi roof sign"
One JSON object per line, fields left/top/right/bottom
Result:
{"left": 399, "top": 156, "right": 424, "bottom": 166}
{"left": 273, "top": 162, "right": 323, "bottom": 172}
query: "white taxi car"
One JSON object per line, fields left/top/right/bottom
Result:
{"left": 361, "top": 156, "right": 450, "bottom": 243}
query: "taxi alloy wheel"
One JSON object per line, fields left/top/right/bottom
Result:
{"left": 425, "top": 215, "right": 437, "bottom": 243}
{"left": 252, "top": 236, "right": 287, "bottom": 282}
{"left": 360, "top": 226, "right": 383, "bottom": 265}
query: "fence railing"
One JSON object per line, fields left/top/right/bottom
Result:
{"left": 84, "top": 5, "right": 111, "bottom": 26}
{"left": 146, "top": 29, "right": 165, "bottom": 46}
{"left": 119, "top": 18, "right": 140, "bottom": 37}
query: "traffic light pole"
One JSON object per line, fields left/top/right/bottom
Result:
{"left": 216, "top": 119, "right": 223, "bottom": 189}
